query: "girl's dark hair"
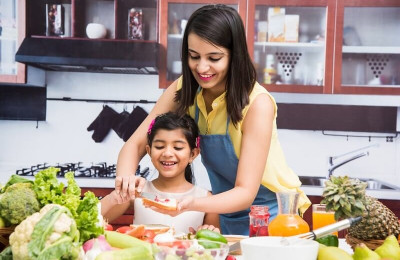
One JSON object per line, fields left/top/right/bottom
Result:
{"left": 175, "top": 4, "right": 257, "bottom": 127}
{"left": 147, "top": 112, "right": 199, "bottom": 183}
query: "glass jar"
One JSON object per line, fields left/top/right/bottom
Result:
{"left": 268, "top": 191, "right": 310, "bottom": 237}
{"left": 249, "top": 205, "right": 270, "bottom": 237}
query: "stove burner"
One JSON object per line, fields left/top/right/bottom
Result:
{"left": 15, "top": 162, "right": 149, "bottom": 179}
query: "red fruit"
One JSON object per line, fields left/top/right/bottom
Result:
{"left": 226, "top": 256, "right": 237, "bottom": 260}
{"left": 104, "top": 223, "right": 113, "bottom": 231}
{"left": 116, "top": 226, "right": 133, "bottom": 233}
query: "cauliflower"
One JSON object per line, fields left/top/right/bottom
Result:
{"left": 9, "top": 204, "right": 82, "bottom": 260}
{"left": 0, "top": 182, "right": 40, "bottom": 225}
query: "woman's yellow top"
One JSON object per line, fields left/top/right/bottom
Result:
{"left": 177, "top": 77, "right": 311, "bottom": 213}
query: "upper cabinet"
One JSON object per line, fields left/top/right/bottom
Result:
{"left": 158, "top": 0, "right": 400, "bottom": 96}
{"left": 0, "top": 0, "right": 26, "bottom": 83}
{"left": 333, "top": 0, "right": 400, "bottom": 95}
{"left": 158, "top": 0, "right": 247, "bottom": 89}
{"left": 17, "top": 0, "right": 159, "bottom": 74}
{"left": 247, "top": 0, "right": 335, "bottom": 94}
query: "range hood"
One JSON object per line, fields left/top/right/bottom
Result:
{"left": 16, "top": 37, "right": 159, "bottom": 74}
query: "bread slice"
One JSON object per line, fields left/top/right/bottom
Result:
{"left": 142, "top": 196, "right": 177, "bottom": 211}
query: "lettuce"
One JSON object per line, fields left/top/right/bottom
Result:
{"left": 33, "top": 167, "right": 104, "bottom": 242}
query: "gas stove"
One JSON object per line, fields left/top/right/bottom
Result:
{"left": 15, "top": 162, "right": 150, "bottom": 179}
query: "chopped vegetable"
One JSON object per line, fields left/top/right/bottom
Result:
{"left": 316, "top": 234, "right": 339, "bottom": 247}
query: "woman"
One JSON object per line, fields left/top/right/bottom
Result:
{"left": 115, "top": 4, "right": 310, "bottom": 235}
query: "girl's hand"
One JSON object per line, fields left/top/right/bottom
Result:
{"left": 115, "top": 175, "right": 146, "bottom": 200}
{"left": 189, "top": 225, "right": 221, "bottom": 234}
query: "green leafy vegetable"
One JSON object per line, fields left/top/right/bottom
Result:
{"left": 33, "top": 167, "right": 103, "bottom": 242}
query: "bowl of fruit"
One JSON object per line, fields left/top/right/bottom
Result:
{"left": 154, "top": 239, "right": 229, "bottom": 260}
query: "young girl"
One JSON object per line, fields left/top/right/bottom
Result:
{"left": 101, "top": 112, "right": 219, "bottom": 234}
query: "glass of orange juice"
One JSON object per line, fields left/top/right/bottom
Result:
{"left": 312, "top": 204, "right": 337, "bottom": 236}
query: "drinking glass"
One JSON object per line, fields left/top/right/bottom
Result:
{"left": 312, "top": 204, "right": 338, "bottom": 236}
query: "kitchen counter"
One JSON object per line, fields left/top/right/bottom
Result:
{"left": 1, "top": 174, "right": 400, "bottom": 200}
{"left": 301, "top": 186, "right": 400, "bottom": 200}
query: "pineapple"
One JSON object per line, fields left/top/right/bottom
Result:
{"left": 321, "top": 176, "right": 400, "bottom": 240}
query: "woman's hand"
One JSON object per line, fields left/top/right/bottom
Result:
{"left": 115, "top": 175, "right": 146, "bottom": 202}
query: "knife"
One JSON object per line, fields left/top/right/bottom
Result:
{"left": 136, "top": 191, "right": 157, "bottom": 200}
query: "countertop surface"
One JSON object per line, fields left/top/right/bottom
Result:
{"left": 1, "top": 174, "right": 400, "bottom": 200}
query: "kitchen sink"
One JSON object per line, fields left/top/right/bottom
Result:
{"left": 299, "top": 176, "right": 400, "bottom": 190}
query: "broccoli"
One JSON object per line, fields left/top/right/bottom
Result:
{"left": 0, "top": 182, "right": 40, "bottom": 225}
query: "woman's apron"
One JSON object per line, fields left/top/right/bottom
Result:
{"left": 194, "top": 102, "right": 277, "bottom": 235}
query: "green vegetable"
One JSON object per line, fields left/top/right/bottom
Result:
{"left": 0, "top": 182, "right": 40, "bottom": 225}
{"left": 95, "top": 246, "right": 153, "bottom": 260}
{"left": 33, "top": 167, "right": 103, "bottom": 242}
{"left": 198, "top": 240, "right": 221, "bottom": 249}
{"left": 0, "top": 175, "right": 32, "bottom": 193}
{"left": 316, "top": 234, "right": 339, "bottom": 247}
{"left": 195, "top": 229, "right": 227, "bottom": 244}
{"left": 9, "top": 204, "right": 81, "bottom": 260}
{"left": 0, "top": 246, "right": 13, "bottom": 260}
{"left": 104, "top": 230, "right": 152, "bottom": 252}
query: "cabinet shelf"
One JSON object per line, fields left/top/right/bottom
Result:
{"left": 342, "top": 46, "right": 400, "bottom": 54}
{"left": 255, "top": 42, "right": 325, "bottom": 48}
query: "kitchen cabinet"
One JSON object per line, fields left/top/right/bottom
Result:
{"left": 159, "top": 0, "right": 400, "bottom": 96}
{"left": 27, "top": 0, "right": 158, "bottom": 41}
{"left": 333, "top": 0, "right": 400, "bottom": 95}
{"left": 248, "top": 0, "right": 336, "bottom": 94}
{"left": 158, "top": 0, "right": 247, "bottom": 89}
{"left": 0, "top": 0, "right": 26, "bottom": 83}
{"left": 249, "top": 0, "right": 400, "bottom": 95}
{"left": 18, "top": 0, "right": 159, "bottom": 74}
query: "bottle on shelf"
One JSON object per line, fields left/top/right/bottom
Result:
{"left": 268, "top": 191, "right": 310, "bottom": 237}
{"left": 263, "top": 54, "right": 278, "bottom": 84}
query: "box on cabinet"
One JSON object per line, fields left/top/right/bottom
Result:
{"left": 267, "top": 7, "right": 285, "bottom": 42}
{"left": 284, "top": 15, "right": 299, "bottom": 42}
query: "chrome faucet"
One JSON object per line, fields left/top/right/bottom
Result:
{"left": 327, "top": 144, "right": 379, "bottom": 179}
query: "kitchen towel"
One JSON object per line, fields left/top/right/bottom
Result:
{"left": 87, "top": 105, "right": 120, "bottom": 142}
{"left": 114, "top": 105, "right": 148, "bottom": 142}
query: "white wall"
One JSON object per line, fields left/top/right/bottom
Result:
{"left": 0, "top": 71, "right": 399, "bottom": 190}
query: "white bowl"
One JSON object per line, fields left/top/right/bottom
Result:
{"left": 240, "top": 236, "right": 319, "bottom": 260}
{"left": 86, "top": 23, "right": 107, "bottom": 39}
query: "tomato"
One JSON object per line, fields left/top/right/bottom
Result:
{"left": 172, "top": 240, "right": 191, "bottom": 249}
{"left": 226, "top": 256, "right": 237, "bottom": 260}
{"left": 143, "top": 230, "right": 156, "bottom": 239}
{"left": 126, "top": 225, "right": 146, "bottom": 238}
{"left": 104, "top": 223, "right": 113, "bottom": 231}
{"left": 116, "top": 226, "right": 133, "bottom": 233}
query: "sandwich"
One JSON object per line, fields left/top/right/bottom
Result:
{"left": 142, "top": 195, "right": 178, "bottom": 211}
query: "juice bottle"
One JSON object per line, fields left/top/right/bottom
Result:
{"left": 249, "top": 205, "right": 270, "bottom": 237}
{"left": 268, "top": 191, "right": 310, "bottom": 237}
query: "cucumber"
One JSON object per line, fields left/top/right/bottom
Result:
{"left": 104, "top": 231, "right": 152, "bottom": 252}
{"left": 95, "top": 246, "right": 153, "bottom": 260}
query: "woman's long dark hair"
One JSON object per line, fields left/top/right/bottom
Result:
{"left": 175, "top": 4, "right": 257, "bottom": 127}
{"left": 147, "top": 112, "right": 199, "bottom": 183}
